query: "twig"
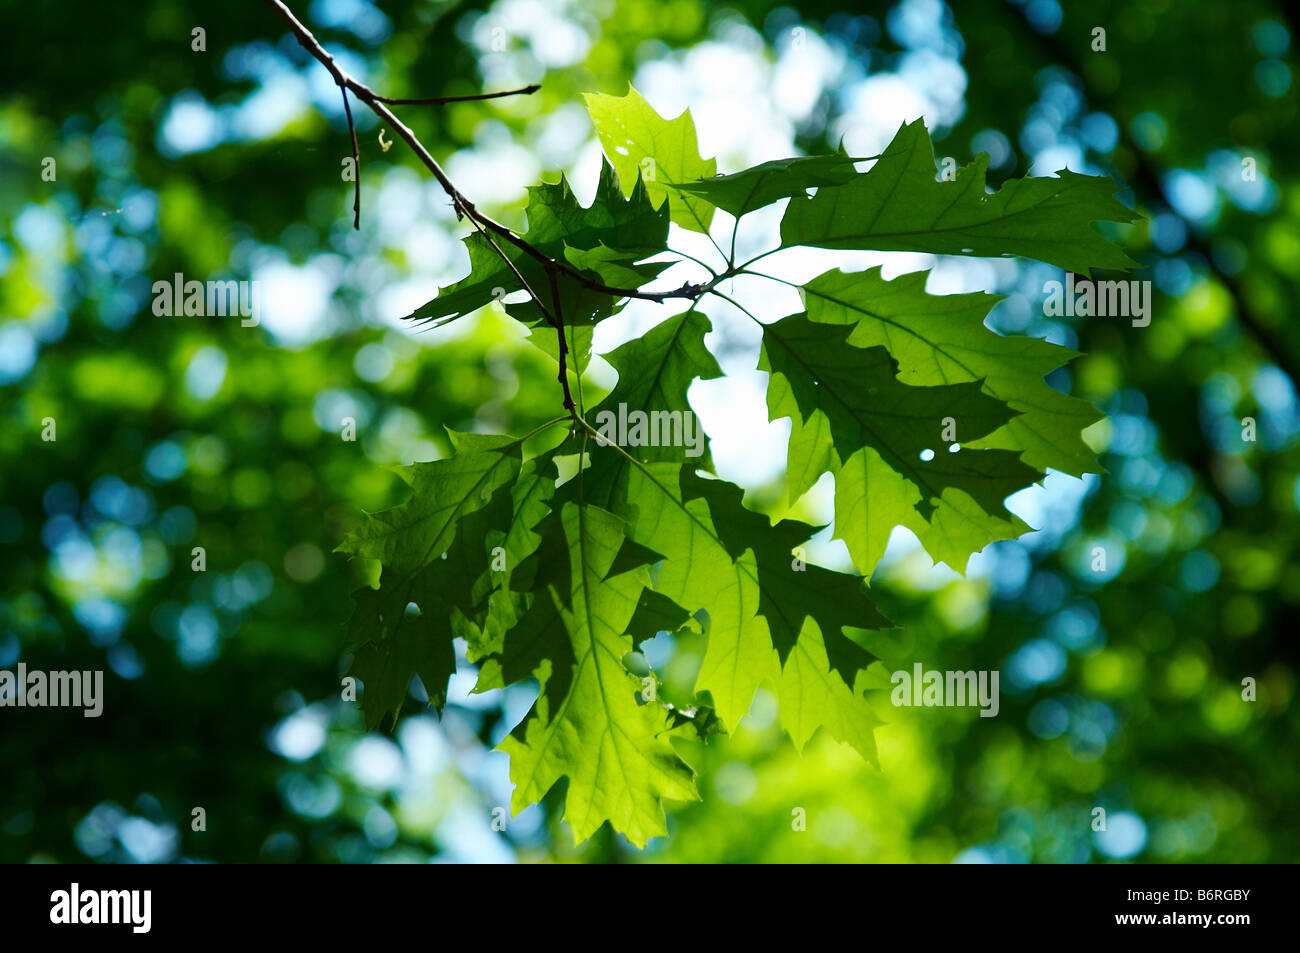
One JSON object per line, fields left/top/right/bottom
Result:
{"left": 337, "top": 79, "right": 360, "bottom": 229}
{"left": 373, "top": 84, "right": 541, "bottom": 105}
{"left": 544, "top": 263, "right": 576, "bottom": 414}
{"left": 263, "top": 0, "right": 732, "bottom": 309}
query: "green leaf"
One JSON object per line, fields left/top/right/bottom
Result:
{"left": 404, "top": 160, "right": 667, "bottom": 326}
{"left": 344, "top": 498, "right": 502, "bottom": 729}
{"left": 780, "top": 118, "right": 1141, "bottom": 272}
{"left": 581, "top": 307, "right": 723, "bottom": 513}
{"left": 760, "top": 313, "right": 1039, "bottom": 521}
{"left": 667, "top": 703, "right": 725, "bottom": 742}
{"left": 777, "top": 632, "right": 882, "bottom": 762}
{"left": 800, "top": 266, "right": 1104, "bottom": 477}
{"left": 622, "top": 461, "right": 771, "bottom": 730}
{"left": 585, "top": 85, "right": 717, "bottom": 234}
{"left": 675, "top": 149, "right": 859, "bottom": 219}
{"left": 675, "top": 466, "right": 890, "bottom": 670}
{"left": 343, "top": 587, "right": 455, "bottom": 731}
{"left": 466, "top": 452, "right": 559, "bottom": 663}
{"left": 498, "top": 502, "right": 698, "bottom": 848}
{"left": 601, "top": 307, "right": 723, "bottom": 409}
{"left": 523, "top": 315, "right": 596, "bottom": 379}
{"left": 401, "top": 231, "right": 530, "bottom": 328}
{"left": 338, "top": 432, "right": 521, "bottom": 572}
{"left": 527, "top": 161, "right": 669, "bottom": 251}
{"left": 790, "top": 266, "right": 1101, "bottom": 573}
{"left": 338, "top": 434, "right": 524, "bottom": 728}
{"left": 626, "top": 588, "right": 696, "bottom": 648}
{"left": 834, "top": 445, "right": 1030, "bottom": 576}
{"left": 592, "top": 307, "right": 722, "bottom": 460}
{"left": 780, "top": 403, "right": 836, "bottom": 504}
{"left": 562, "top": 242, "right": 671, "bottom": 290}
{"left": 624, "top": 461, "right": 888, "bottom": 759}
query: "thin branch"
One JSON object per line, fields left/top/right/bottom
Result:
{"left": 569, "top": 321, "right": 585, "bottom": 415}
{"left": 337, "top": 80, "right": 361, "bottom": 229}
{"left": 667, "top": 246, "right": 721, "bottom": 278}
{"left": 373, "top": 84, "right": 540, "bottom": 106}
{"left": 460, "top": 209, "right": 555, "bottom": 324}
{"left": 544, "top": 262, "right": 576, "bottom": 414}
{"left": 735, "top": 245, "right": 785, "bottom": 273}
{"left": 264, "top": 0, "right": 723, "bottom": 308}
{"left": 707, "top": 287, "right": 764, "bottom": 326}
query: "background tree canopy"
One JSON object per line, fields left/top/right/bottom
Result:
{"left": 1, "top": 0, "right": 1297, "bottom": 862}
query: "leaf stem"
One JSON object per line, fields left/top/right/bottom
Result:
{"left": 667, "top": 246, "right": 721, "bottom": 278}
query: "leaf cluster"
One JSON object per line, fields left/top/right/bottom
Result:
{"left": 340, "top": 87, "right": 1139, "bottom": 845}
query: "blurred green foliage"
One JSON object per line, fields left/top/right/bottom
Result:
{"left": 1, "top": 0, "right": 1297, "bottom": 863}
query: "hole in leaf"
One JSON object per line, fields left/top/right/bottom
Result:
{"left": 920, "top": 448, "right": 936, "bottom": 462}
